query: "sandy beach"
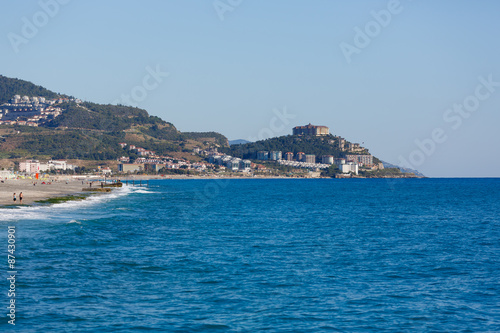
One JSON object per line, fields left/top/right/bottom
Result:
{"left": 0, "top": 178, "right": 95, "bottom": 206}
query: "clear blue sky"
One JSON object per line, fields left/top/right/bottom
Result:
{"left": 1, "top": 0, "right": 499, "bottom": 177}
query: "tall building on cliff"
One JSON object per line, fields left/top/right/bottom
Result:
{"left": 293, "top": 123, "right": 329, "bottom": 136}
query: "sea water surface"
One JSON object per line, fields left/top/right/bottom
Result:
{"left": 0, "top": 178, "right": 499, "bottom": 332}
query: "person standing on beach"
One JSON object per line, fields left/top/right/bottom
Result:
{"left": 13, "top": 193, "right": 16, "bottom": 202}
{"left": 19, "top": 192, "right": 23, "bottom": 204}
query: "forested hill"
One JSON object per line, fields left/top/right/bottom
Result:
{"left": 0, "top": 75, "right": 63, "bottom": 104}
{"left": 0, "top": 75, "right": 228, "bottom": 160}
{"left": 43, "top": 101, "right": 179, "bottom": 136}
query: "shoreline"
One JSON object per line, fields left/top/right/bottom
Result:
{"left": 0, "top": 174, "right": 424, "bottom": 207}
{"left": 0, "top": 177, "right": 102, "bottom": 207}
{"left": 119, "top": 174, "right": 424, "bottom": 180}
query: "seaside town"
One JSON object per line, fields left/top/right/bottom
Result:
{"left": 0, "top": 95, "right": 81, "bottom": 126}
{"left": 113, "top": 124, "right": 382, "bottom": 177}
{"left": 1, "top": 3, "right": 495, "bottom": 331}
{"left": 0, "top": 124, "right": 386, "bottom": 180}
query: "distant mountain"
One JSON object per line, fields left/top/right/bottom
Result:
{"left": 229, "top": 139, "right": 251, "bottom": 146}
{"left": 382, "top": 161, "right": 425, "bottom": 177}
{"left": 0, "top": 75, "right": 228, "bottom": 160}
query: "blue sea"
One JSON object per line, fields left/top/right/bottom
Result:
{"left": 1, "top": 178, "right": 499, "bottom": 332}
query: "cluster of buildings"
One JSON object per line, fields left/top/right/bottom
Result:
{"left": 18, "top": 160, "right": 114, "bottom": 176}
{"left": 258, "top": 151, "right": 320, "bottom": 163}
{"left": 0, "top": 95, "right": 81, "bottom": 126}
{"left": 186, "top": 124, "right": 375, "bottom": 176}
{"left": 19, "top": 160, "right": 75, "bottom": 173}
{"left": 276, "top": 155, "right": 359, "bottom": 174}
{"left": 208, "top": 155, "right": 252, "bottom": 172}
{"left": 119, "top": 144, "right": 267, "bottom": 175}
{"left": 25, "top": 122, "right": 375, "bottom": 177}
{"left": 254, "top": 149, "right": 373, "bottom": 175}
{"left": 117, "top": 142, "right": 209, "bottom": 173}
{"left": 336, "top": 137, "right": 365, "bottom": 153}
{"left": 118, "top": 143, "right": 155, "bottom": 157}
{"left": 278, "top": 159, "right": 331, "bottom": 170}
{"left": 256, "top": 151, "right": 286, "bottom": 161}
{"left": 344, "top": 154, "right": 373, "bottom": 165}
{"left": 201, "top": 146, "right": 372, "bottom": 176}
{"left": 199, "top": 147, "right": 271, "bottom": 173}
{"left": 118, "top": 158, "right": 209, "bottom": 173}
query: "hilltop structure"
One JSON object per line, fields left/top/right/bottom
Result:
{"left": 293, "top": 123, "right": 329, "bottom": 136}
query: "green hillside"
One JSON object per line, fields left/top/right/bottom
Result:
{"left": 44, "top": 102, "right": 166, "bottom": 131}
{"left": 182, "top": 132, "right": 228, "bottom": 147}
{"left": 0, "top": 75, "right": 228, "bottom": 160}
{"left": 0, "top": 75, "right": 63, "bottom": 104}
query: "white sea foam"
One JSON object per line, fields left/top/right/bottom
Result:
{"left": 0, "top": 205, "right": 49, "bottom": 222}
{"left": 51, "top": 186, "right": 132, "bottom": 210}
{"left": 121, "top": 184, "right": 160, "bottom": 194}
{"left": 133, "top": 189, "right": 159, "bottom": 194}
{"left": 0, "top": 186, "right": 133, "bottom": 222}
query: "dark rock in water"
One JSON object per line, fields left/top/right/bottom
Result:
{"left": 103, "top": 182, "right": 123, "bottom": 188}
{"left": 82, "top": 188, "right": 112, "bottom": 192}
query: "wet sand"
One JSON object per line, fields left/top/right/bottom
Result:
{"left": 0, "top": 178, "right": 95, "bottom": 206}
